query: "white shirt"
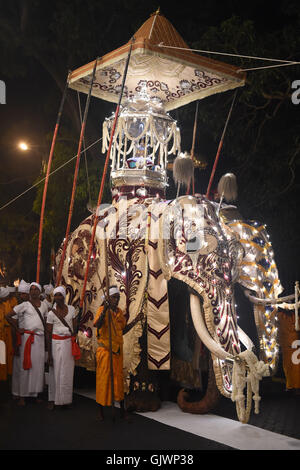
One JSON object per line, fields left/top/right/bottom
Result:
{"left": 47, "top": 305, "right": 76, "bottom": 336}
{"left": 13, "top": 301, "right": 48, "bottom": 335}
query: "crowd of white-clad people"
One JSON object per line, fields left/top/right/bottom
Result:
{"left": 1, "top": 280, "right": 78, "bottom": 409}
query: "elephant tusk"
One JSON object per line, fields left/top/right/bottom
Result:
{"left": 189, "top": 294, "right": 234, "bottom": 362}
{"left": 237, "top": 326, "right": 255, "bottom": 351}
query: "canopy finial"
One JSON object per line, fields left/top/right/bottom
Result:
{"left": 151, "top": 7, "right": 161, "bottom": 16}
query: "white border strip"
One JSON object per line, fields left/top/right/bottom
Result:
{"left": 74, "top": 390, "right": 300, "bottom": 450}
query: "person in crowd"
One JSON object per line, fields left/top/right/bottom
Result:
{"left": 0, "top": 286, "right": 10, "bottom": 381}
{"left": 11, "top": 280, "right": 30, "bottom": 399}
{"left": 93, "top": 286, "right": 128, "bottom": 420}
{"left": 46, "top": 286, "right": 79, "bottom": 410}
{"left": 42, "top": 283, "right": 54, "bottom": 309}
{"left": 5, "top": 282, "right": 48, "bottom": 406}
{"left": 0, "top": 285, "right": 17, "bottom": 381}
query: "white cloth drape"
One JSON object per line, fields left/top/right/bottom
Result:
{"left": 48, "top": 337, "right": 74, "bottom": 405}
{"left": 47, "top": 306, "right": 76, "bottom": 405}
{"left": 13, "top": 301, "right": 48, "bottom": 398}
{"left": 19, "top": 333, "right": 45, "bottom": 397}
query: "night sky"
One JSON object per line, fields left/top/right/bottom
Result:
{"left": 0, "top": 0, "right": 299, "bottom": 291}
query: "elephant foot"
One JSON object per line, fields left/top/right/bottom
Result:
{"left": 125, "top": 391, "right": 161, "bottom": 412}
{"left": 177, "top": 358, "right": 221, "bottom": 414}
{"left": 177, "top": 387, "right": 220, "bottom": 414}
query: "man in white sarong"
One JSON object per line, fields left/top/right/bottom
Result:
{"left": 5, "top": 282, "right": 48, "bottom": 406}
{"left": 11, "top": 280, "right": 30, "bottom": 399}
{"left": 46, "top": 286, "right": 78, "bottom": 410}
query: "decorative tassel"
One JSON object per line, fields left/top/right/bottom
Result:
{"left": 217, "top": 173, "right": 238, "bottom": 203}
{"left": 173, "top": 151, "right": 194, "bottom": 188}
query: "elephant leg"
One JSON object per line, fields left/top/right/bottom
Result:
{"left": 125, "top": 324, "right": 161, "bottom": 412}
{"left": 177, "top": 355, "right": 221, "bottom": 414}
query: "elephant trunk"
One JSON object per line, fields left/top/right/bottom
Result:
{"left": 177, "top": 356, "right": 221, "bottom": 414}
{"left": 177, "top": 292, "right": 233, "bottom": 414}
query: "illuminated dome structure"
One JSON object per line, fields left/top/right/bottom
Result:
{"left": 102, "top": 96, "right": 181, "bottom": 197}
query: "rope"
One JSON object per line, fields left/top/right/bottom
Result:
{"left": 0, "top": 137, "right": 102, "bottom": 213}
{"left": 231, "top": 350, "right": 270, "bottom": 423}
{"left": 158, "top": 43, "right": 300, "bottom": 71}
{"left": 239, "top": 61, "right": 300, "bottom": 72}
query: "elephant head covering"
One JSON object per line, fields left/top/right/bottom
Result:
{"left": 18, "top": 280, "right": 30, "bottom": 294}
{"left": 30, "top": 282, "right": 42, "bottom": 292}
{"left": 53, "top": 286, "right": 66, "bottom": 298}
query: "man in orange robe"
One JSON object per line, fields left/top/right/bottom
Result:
{"left": 93, "top": 286, "right": 127, "bottom": 420}
{"left": 278, "top": 308, "right": 300, "bottom": 393}
{"left": 0, "top": 286, "right": 17, "bottom": 381}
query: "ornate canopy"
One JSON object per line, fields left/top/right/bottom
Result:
{"left": 68, "top": 10, "right": 246, "bottom": 111}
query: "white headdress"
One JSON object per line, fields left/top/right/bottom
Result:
{"left": 30, "top": 282, "right": 42, "bottom": 292}
{"left": 18, "top": 280, "right": 30, "bottom": 294}
{"left": 101, "top": 286, "right": 120, "bottom": 301}
{"left": 0, "top": 287, "right": 10, "bottom": 298}
{"left": 43, "top": 284, "right": 54, "bottom": 296}
{"left": 53, "top": 286, "right": 66, "bottom": 298}
{"left": 7, "top": 286, "right": 16, "bottom": 293}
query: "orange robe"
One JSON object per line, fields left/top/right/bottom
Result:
{"left": 278, "top": 310, "right": 300, "bottom": 390}
{"left": 93, "top": 306, "right": 126, "bottom": 406}
{"left": 0, "top": 297, "right": 17, "bottom": 380}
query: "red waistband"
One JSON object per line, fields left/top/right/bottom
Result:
{"left": 51, "top": 334, "right": 81, "bottom": 360}
{"left": 52, "top": 334, "right": 72, "bottom": 340}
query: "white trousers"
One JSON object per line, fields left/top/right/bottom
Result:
{"left": 19, "top": 333, "right": 45, "bottom": 397}
{"left": 48, "top": 337, "right": 75, "bottom": 405}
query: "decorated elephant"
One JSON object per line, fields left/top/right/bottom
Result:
{"left": 55, "top": 174, "right": 282, "bottom": 423}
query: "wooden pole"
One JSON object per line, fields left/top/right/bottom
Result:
{"left": 78, "top": 37, "right": 135, "bottom": 311}
{"left": 205, "top": 90, "right": 237, "bottom": 199}
{"left": 103, "top": 227, "right": 115, "bottom": 420}
{"left": 295, "top": 281, "right": 299, "bottom": 331}
{"left": 36, "top": 74, "right": 69, "bottom": 283}
{"left": 56, "top": 58, "right": 98, "bottom": 286}
{"left": 186, "top": 101, "right": 198, "bottom": 196}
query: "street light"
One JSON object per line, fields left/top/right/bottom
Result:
{"left": 17, "top": 141, "right": 47, "bottom": 173}
{"left": 18, "top": 141, "right": 29, "bottom": 151}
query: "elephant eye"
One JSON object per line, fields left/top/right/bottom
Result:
{"left": 187, "top": 236, "right": 201, "bottom": 253}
